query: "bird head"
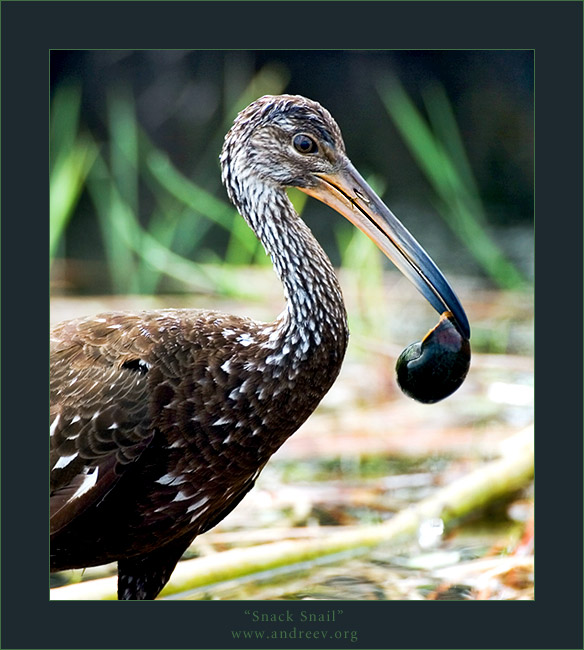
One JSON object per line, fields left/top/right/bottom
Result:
{"left": 221, "top": 94, "right": 470, "bottom": 339}
{"left": 221, "top": 94, "right": 347, "bottom": 191}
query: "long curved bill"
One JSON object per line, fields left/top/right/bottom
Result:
{"left": 298, "top": 160, "right": 470, "bottom": 339}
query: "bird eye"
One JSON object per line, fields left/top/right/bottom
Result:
{"left": 293, "top": 134, "right": 318, "bottom": 154}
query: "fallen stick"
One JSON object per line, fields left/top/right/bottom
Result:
{"left": 50, "top": 427, "right": 533, "bottom": 600}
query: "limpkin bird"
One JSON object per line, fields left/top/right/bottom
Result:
{"left": 50, "top": 94, "right": 470, "bottom": 600}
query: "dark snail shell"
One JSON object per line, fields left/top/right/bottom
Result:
{"left": 396, "top": 312, "right": 471, "bottom": 404}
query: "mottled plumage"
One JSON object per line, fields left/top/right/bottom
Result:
{"left": 51, "top": 305, "right": 346, "bottom": 599}
{"left": 51, "top": 94, "right": 468, "bottom": 600}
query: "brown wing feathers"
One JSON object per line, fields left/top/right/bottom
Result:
{"left": 50, "top": 314, "right": 157, "bottom": 532}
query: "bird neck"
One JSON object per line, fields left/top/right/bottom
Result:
{"left": 236, "top": 182, "right": 349, "bottom": 353}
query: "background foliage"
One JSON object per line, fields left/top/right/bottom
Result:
{"left": 50, "top": 50, "right": 533, "bottom": 297}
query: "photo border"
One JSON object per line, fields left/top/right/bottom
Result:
{"left": 2, "top": 2, "right": 581, "bottom": 649}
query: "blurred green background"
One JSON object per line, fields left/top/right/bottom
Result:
{"left": 50, "top": 50, "right": 533, "bottom": 298}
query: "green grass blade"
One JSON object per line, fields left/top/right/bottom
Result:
{"left": 87, "top": 154, "right": 137, "bottom": 294}
{"left": 50, "top": 138, "right": 98, "bottom": 260}
{"left": 422, "top": 83, "right": 483, "bottom": 203}
{"left": 108, "top": 88, "right": 157, "bottom": 293}
{"left": 50, "top": 85, "right": 99, "bottom": 262}
{"left": 50, "top": 85, "right": 82, "bottom": 168}
{"left": 379, "top": 80, "right": 526, "bottom": 290}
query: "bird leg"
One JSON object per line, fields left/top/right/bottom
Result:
{"left": 117, "top": 536, "right": 193, "bottom": 600}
